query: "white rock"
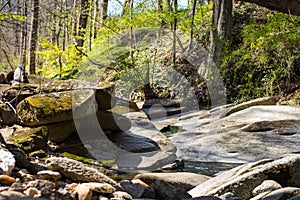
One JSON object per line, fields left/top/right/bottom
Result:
{"left": 0, "top": 149, "right": 15, "bottom": 176}
{"left": 37, "top": 170, "right": 61, "bottom": 181}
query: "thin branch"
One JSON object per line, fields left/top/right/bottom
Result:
{"left": 0, "top": 0, "right": 11, "bottom": 11}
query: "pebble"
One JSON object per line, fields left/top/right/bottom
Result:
{"left": 37, "top": 170, "right": 61, "bottom": 181}
{"left": 23, "top": 187, "right": 41, "bottom": 197}
{"left": 81, "top": 182, "right": 115, "bottom": 194}
{"left": 75, "top": 184, "right": 92, "bottom": 200}
{"left": 0, "top": 175, "right": 16, "bottom": 186}
{"left": 111, "top": 191, "right": 132, "bottom": 200}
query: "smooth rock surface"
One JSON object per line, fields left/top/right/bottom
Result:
{"left": 37, "top": 170, "right": 61, "bottom": 181}
{"left": 189, "top": 155, "right": 300, "bottom": 199}
{"left": 170, "top": 105, "right": 300, "bottom": 163}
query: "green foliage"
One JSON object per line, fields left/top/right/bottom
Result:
{"left": 221, "top": 7, "right": 300, "bottom": 103}
{"left": 36, "top": 39, "right": 81, "bottom": 79}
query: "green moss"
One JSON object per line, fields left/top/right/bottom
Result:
{"left": 29, "top": 150, "right": 48, "bottom": 158}
{"left": 60, "top": 152, "right": 92, "bottom": 164}
{"left": 26, "top": 92, "right": 72, "bottom": 116}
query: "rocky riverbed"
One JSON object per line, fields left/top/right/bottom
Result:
{"left": 1, "top": 71, "right": 300, "bottom": 200}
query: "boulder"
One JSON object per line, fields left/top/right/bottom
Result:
{"left": 0, "top": 149, "right": 15, "bottom": 175}
{"left": 8, "top": 127, "right": 48, "bottom": 153}
{"left": 252, "top": 180, "right": 282, "bottom": 196}
{"left": 37, "top": 170, "right": 61, "bottom": 181}
{"left": 46, "top": 120, "right": 76, "bottom": 143}
{"left": 80, "top": 182, "right": 115, "bottom": 193}
{"left": 134, "top": 172, "right": 210, "bottom": 200}
{"left": 17, "top": 89, "right": 97, "bottom": 126}
{"left": 188, "top": 155, "right": 300, "bottom": 199}
{"left": 0, "top": 104, "right": 17, "bottom": 125}
{"left": 41, "top": 79, "right": 116, "bottom": 110}
{"left": 45, "top": 157, "right": 119, "bottom": 188}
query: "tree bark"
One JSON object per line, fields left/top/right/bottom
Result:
{"left": 210, "top": 0, "right": 232, "bottom": 62}
{"left": 76, "top": 0, "right": 89, "bottom": 47}
{"left": 241, "top": 0, "right": 300, "bottom": 16}
{"left": 101, "top": 0, "right": 108, "bottom": 21}
{"left": 29, "top": 0, "right": 39, "bottom": 74}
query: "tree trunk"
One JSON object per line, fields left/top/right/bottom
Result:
{"left": 76, "top": 0, "right": 89, "bottom": 47}
{"left": 29, "top": 0, "right": 39, "bottom": 74}
{"left": 189, "top": 0, "right": 197, "bottom": 49}
{"left": 101, "top": 0, "right": 108, "bottom": 21}
{"left": 241, "top": 0, "right": 300, "bottom": 16}
{"left": 210, "top": 0, "right": 232, "bottom": 62}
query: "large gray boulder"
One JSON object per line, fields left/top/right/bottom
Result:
{"left": 188, "top": 155, "right": 300, "bottom": 199}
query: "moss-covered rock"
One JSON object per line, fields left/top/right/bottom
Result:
{"left": 17, "top": 89, "right": 97, "bottom": 126}
{"left": 8, "top": 127, "right": 48, "bottom": 153}
{"left": 41, "top": 79, "right": 116, "bottom": 110}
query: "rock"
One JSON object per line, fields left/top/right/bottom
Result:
{"left": 26, "top": 179, "right": 56, "bottom": 191}
{"left": 0, "top": 149, "right": 15, "bottom": 175}
{"left": 17, "top": 89, "right": 97, "bottom": 126}
{"left": 23, "top": 187, "right": 41, "bottom": 197}
{"left": 11, "top": 66, "right": 28, "bottom": 85}
{"left": 134, "top": 172, "right": 210, "bottom": 200}
{"left": 8, "top": 127, "right": 48, "bottom": 153}
{"left": 37, "top": 170, "right": 61, "bottom": 181}
{"left": 189, "top": 155, "right": 300, "bottom": 199}
{"left": 222, "top": 97, "right": 277, "bottom": 116}
{"left": 111, "top": 191, "right": 132, "bottom": 200}
{"left": 0, "top": 73, "right": 6, "bottom": 83}
{"left": 261, "top": 187, "right": 300, "bottom": 200}
{"left": 0, "top": 175, "right": 16, "bottom": 186}
{"left": 252, "top": 180, "right": 282, "bottom": 196}
{"left": 9, "top": 183, "right": 26, "bottom": 192}
{"left": 119, "top": 180, "right": 147, "bottom": 198}
{"left": 289, "top": 195, "right": 300, "bottom": 200}
{"left": 0, "top": 104, "right": 17, "bottom": 125}
{"left": 107, "top": 132, "right": 160, "bottom": 153}
{"left": 6, "top": 146, "right": 37, "bottom": 174}
{"left": 17, "top": 169, "right": 35, "bottom": 182}
{"left": 41, "top": 79, "right": 116, "bottom": 110}
{"left": 170, "top": 105, "right": 300, "bottom": 163}
{"left": 0, "top": 191, "right": 26, "bottom": 199}
{"left": 47, "top": 120, "right": 76, "bottom": 143}
{"left": 75, "top": 184, "right": 92, "bottom": 200}
{"left": 80, "top": 182, "right": 115, "bottom": 193}
{"left": 45, "top": 157, "right": 119, "bottom": 188}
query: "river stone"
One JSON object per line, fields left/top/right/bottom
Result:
{"left": 45, "top": 157, "right": 119, "bottom": 188}
{"left": 41, "top": 79, "right": 116, "bottom": 110}
{"left": 8, "top": 127, "right": 48, "bottom": 153}
{"left": 252, "top": 180, "right": 282, "bottom": 196}
{"left": 17, "top": 89, "right": 97, "bottom": 126}
{"left": 75, "top": 184, "right": 92, "bottom": 200}
{"left": 222, "top": 96, "right": 277, "bottom": 116}
{"left": 135, "top": 172, "right": 210, "bottom": 200}
{"left": 0, "top": 149, "right": 15, "bottom": 176}
{"left": 189, "top": 155, "right": 300, "bottom": 199}
{"left": 261, "top": 187, "right": 300, "bottom": 200}
{"left": 80, "top": 182, "right": 115, "bottom": 193}
{"left": 0, "top": 175, "right": 16, "bottom": 186}
{"left": 0, "top": 104, "right": 17, "bottom": 126}
{"left": 37, "top": 170, "right": 61, "bottom": 181}
{"left": 111, "top": 191, "right": 132, "bottom": 200}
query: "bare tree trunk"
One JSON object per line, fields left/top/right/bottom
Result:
{"left": 100, "top": 0, "right": 108, "bottom": 21}
{"left": 29, "top": 0, "right": 39, "bottom": 74}
{"left": 75, "top": 0, "right": 89, "bottom": 47}
{"left": 20, "top": 0, "right": 28, "bottom": 66}
{"left": 172, "top": 0, "right": 178, "bottom": 65}
{"left": 210, "top": 0, "right": 232, "bottom": 62}
{"left": 188, "top": 0, "right": 197, "bottom": 49}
